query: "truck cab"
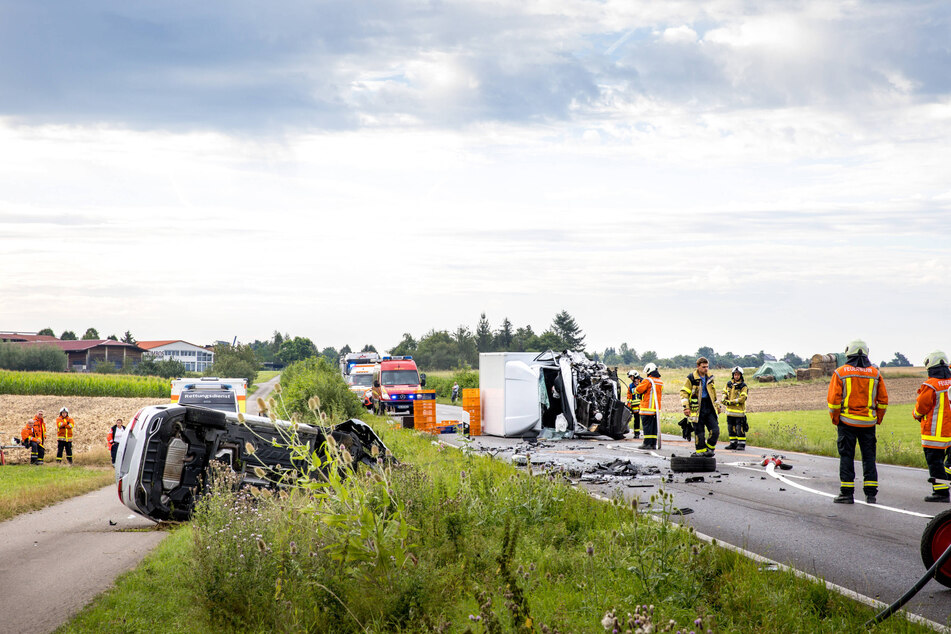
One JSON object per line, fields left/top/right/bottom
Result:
{"left": 371, "top": 356, "right": 426, "bottom": 415}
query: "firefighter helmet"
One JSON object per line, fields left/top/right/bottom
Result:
{"left": 643, "top": 362, "right": 658, "bottom": 375}
{"left": 627, "top": 370, "right": 640, "bottom": 379}
{"left": 924, "top": 350, "right": 949, "bottom": 369}
{"left": 845, "top": 339, "right": 869, "bottom": 356}
{"left": 731, "top": 366, "right": 743, "bottom": 376}
{"left": 59, "top": 407, "right": 68, "bottom": 415}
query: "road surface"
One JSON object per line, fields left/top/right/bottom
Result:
{"left": 0, "top": 485, "right": 167, "bottom": 634}
{"left": 434, "top": 404, "right": 951, "bottom": 629}
{"left": 247, "top": 373, "right": 281, "bottom": 415}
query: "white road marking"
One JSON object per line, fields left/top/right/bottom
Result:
{"left": 764, "top": 462, "right": 934, "bottom": 519}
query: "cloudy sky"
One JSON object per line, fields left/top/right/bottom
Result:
{"left": 1, "top": 0, "right": 949, "bottom": 363}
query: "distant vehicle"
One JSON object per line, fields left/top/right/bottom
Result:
{"left": 171, "top": 377, "right": 247, "bottom": 414}
{"left": 371, "top": 356, "right": 426, "bottom": 416}
{"left": 347, "top": 363, "right": 376, "bottom": 409}
{"left": 115, "top": 404, "right": 390, "bottom": 522}
{"left": 340, "top": 352, "right": 380, "bottom": 378}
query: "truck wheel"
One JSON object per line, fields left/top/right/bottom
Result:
{"left": 184, "top": 407, "right": 227, "bottom": 429}
{"left": 921, "top": 509, "right": 951, "bottom": 587}
{"left": 670, "top": 455, "right": 716, "bottom": 473}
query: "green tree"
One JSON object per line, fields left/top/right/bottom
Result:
{"left": 782, "top": 352, "right": 806, "bottom": 368}
{"left": 513, "top": 326, "right": 539, "bottom": 351}
{"left": 619, "top": 343, "right": 637, "bottom": 365}
{"left": 537, "top": 329, "right": 565, "bottom": 351}
{"left": 210, "top": 344, "right": 260, "bottom": 387}
{"left": 453, "top": 326, "right": 478, "bottom": 367}
{"left": 361, "top": 344, "right": 377, "bottom": 353}
{"left": 37, "top": 327, "right": 55, "bottom": 337}
{"left": 278, "top": 337, "right": 319, "bottom": 364}
{"left": 106, "top": 334, "right": 118, "bottom": 341}
{"left": 60, "top": 330, "right": 77, "bottom": 340}
{"left": 476, "top": 313, "right": 493, "bottom": 352}
{"left": 320, "top": 346, "right": 339, "bottom": 365}
{"left": 134, "top": 358, "right": 187, "bottom": 378}
{"left": 390, "top": 333, "right": 417, "bottom": 357}
{"left": 121, "top": 330, "right": 136, "bottom": 344}
{"left": 82, "top": 327, "right": 100, "bottom": 340}
{"left": 551, "top": 310, "right": 585, "bottom": 351}
{"left": 495, "top": 317, "right": 514, "bottom": 350}
{"left": 339, "top": 344, "right": 352, "bottom": 356}
{"left": 641, "top": 350, "right": 658, "bottom": 364}
{"left": 888, "top": 352, "right": 912, "bottom": 367}
{"left": 415, "top": 330, "right": 457, "bottom": 370}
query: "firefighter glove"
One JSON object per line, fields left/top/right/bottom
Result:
{"left": 831, "top": 411, "right": 840, "bottom": 425}
{"left": 677, "top": 417, "right": 692, "bottom": 440}
{"left": 876, "top": 409, "right": 885, "bottom": 425}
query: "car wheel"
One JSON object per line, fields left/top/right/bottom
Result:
{"left": 921, "top": 508, "right": 951, "bottom": 588}
{"left": 670, "top": 455, "right": 717, "bottom": 473}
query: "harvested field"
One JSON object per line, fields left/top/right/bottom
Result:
{"left": 654, "top": 376, "right": 923, "bottom": 414}
{"left": 0, "top": 395, "right": 163, "bottom": 464}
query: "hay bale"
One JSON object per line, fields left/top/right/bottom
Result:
{"left": 756, "top": 375, "right": 776, "bottom": 383}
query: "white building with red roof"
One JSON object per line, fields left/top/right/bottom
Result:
{"left": 137, "top": 340, "right": 214, "bottom": 373}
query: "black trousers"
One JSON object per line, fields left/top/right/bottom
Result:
{"left": 693, "top": 399, "right": 719, "bottom": 452}
{"left": 111, "top": 444, "right": 120, "bottom": 464}
{"left": 727, "top": 415, "right": 748, "bottom": 441}
{"left": 627, "top": 405, "right": 641, "bottom": 431}
{"left": 30, "top": 441, "right": 45, "bottom": 464}
{"left": 837, "top": 425, "right": 877, "bottom": 495}
{"left": 57, "top": 440, "right": 73, "bottom": 464}
{"left": 640, "top": 414, "right": 658, "bottom": 446}
{"left": 924, "top": 447, "right": 951, "bottom": 490}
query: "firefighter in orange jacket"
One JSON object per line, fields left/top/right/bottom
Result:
{"left": 635, "top": 363, "right": 663, "bottom": 450}
{"left": 914, "top": 351, "right": 951, "bottom": 502}
{"left": 29, "top": 410, "right": 46, "bottom": 465}
{"left": 827, "top": 340, "right": 888, "bottom": 504}
{"left": 56, "top": 407, "right": 75, "bottom": 465}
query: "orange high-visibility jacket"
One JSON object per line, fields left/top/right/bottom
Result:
{"left": 635, "top": 377, "right": 663, "bottom": 414}
{"left": 827, "top": 364, "right": 888, "bottom": 427}
{"left": 915, "top": 377, "right": 951, "bottom": 449}
{"left": 30, "top": 416, "right": 46, "bottom": 443}
{"left": 56, "top": 415, "right": 75, "bottom": 441}
{"left": 20, "top": 422, "right": 32, "bottom": 444}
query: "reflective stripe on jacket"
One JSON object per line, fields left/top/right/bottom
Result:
{"left": 915, "top": 378, "right": 951, "bottom": 449}
{"left": 827, "top": 364, "right": 888, "bottom": 427}
{"left": 56, "top": 415, "right": 74, "bottom": 440}
{"left": 626, "top": 382, "right": 643, "bottom": 410}
{"left": 30, "top": 416, "right": 46, "bottom": 443}
{"left": 635, "top": 377, "right": 663, "bottom": 414}
{"left": 679, "top": 372, "right": 717, "bottom": 415}
{"left": 722, "top": 381, "right": 748, "bottom": 417}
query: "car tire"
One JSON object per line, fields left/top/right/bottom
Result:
{"left": 670, "top": 455, "right": 717, "bottom": 473}
{"left": 184, "top": 407, "right": 227, "bottom": 429}
{"left": 921, "top": 508, "right": 951, "bottom": 588}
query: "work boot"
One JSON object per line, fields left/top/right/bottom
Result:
{"left": 637, "top": 443, "right": 652, "bottom": 450}
{"left": 691, "top": 451, "right": 707, "bottom": 458}
{"left": 725, "top": 441, "right": 738, "bottom": 450}
{"left": 737, "top": 442, "right": 746, "bottom": 451}
{"left": 925, "top": 491, "right": 951, "bottom": 503}
{"left": 866, "top": 495, "right": 877, "bottom": 504}
{"left": 632, "top": 431, "right": 640, "bottom": 439}
{"left": 833, "top": 494, "right": 854, "bottom": 504}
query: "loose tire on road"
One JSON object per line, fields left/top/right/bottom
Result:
{"left": 670, "top": 455, "right": 717, "bottom": 473}
{"left": 920, "top": 508, "right": 951, "bottom": 587}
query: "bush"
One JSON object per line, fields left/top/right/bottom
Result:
{"left": 210, "top": 344, "right": 259, "bottom": 388}
{"left": 131, "top": 358, "right": 187, "bottom": 379}
{"left": 423, "top": 369, "right": 479, "bottom": 398}
{"left": 0, "top": 343, "right": 67, "bottom": 372}
{"left": 276, "top": 357, "right": 362, "bottom": 422}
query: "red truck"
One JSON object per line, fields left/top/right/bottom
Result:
{"left": 371, "top": 356, "right": 426, "bottom": 415}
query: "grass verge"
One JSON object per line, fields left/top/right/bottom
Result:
{"left": 0, "top": 464, "right": 115, "bottom": 522}
{"left": 659, "top": 404, "right": 926, "bottom": 468}
{"left": 62, "top": 416, "right": 931, "bottom": 633}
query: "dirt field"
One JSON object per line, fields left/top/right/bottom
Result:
{"left": 0, "top": 395, "right": 164, "bottom": 464}
{"left": 654, "top": 376, "right": 922, "bottom": 414}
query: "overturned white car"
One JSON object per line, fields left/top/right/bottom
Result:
{"left": 115, "top": 405, "right": 390, "bottom": 522}
{"left": 480, "top": 351, "right": 631, "bottom": 440}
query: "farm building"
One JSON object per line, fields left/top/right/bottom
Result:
{"left": 138, "top": 340, "right": 214, "bottom": 373}
{"left": 9, "top": 339, "right": 144, "bottom": 371}
{"left": 0, "top": 331, "right": 60, "bottom": 343}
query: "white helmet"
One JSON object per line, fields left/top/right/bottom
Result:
{"left": 845, "top": 339, "right": 869, "bottom": 356}
{"left": 627, "top": 370, "right": 640, "bottom": 379}
{"left": 731, "top": 366, "right": 743, "bottom": 376}
{"left": 643, "top": 362, "right": 658, "bottom": 375}
{"left": 59, "top": 407, "right": 68, "bottom": 415}
{"left": 924, "top": 350, "right": 949, "bottom": 369}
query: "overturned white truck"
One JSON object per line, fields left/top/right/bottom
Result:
{"left": 480, "top": 351, "right": 631, "bottom": 440}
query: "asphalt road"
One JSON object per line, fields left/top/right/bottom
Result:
{"left": 434, "top": 405, "right": 951, "bottom": 629}
{"left": 0, "top": 485, "right": 167, "bottom": 634}
{"left": 247, "top": 373, "right": 281, "bottom": 415}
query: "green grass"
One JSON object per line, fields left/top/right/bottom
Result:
{"left": 0, "top": 369, "right": 168, "bottom": 397}
{"left": 62, "top": 416, "right": 932, "bottom": 633}
{"left": 0, "top": 464, "right": 115, "bottom": 521}
{"left": 58, "top": 527, "right": 199, "bottom": 634}
{"left": 659, "top": 403, "right": 926, "bottom": 467}
{"left": 249, "top": 370, "right": 280, "bottom": 394}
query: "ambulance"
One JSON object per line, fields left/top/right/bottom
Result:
{"left": 347, "top": 364, "right": 376, "bottom": 409}
{"left": 371, "top": 356, "right": 426, "bottom": 415}
{"left": 170, "top": 377, "right": 247, "bottom": 414}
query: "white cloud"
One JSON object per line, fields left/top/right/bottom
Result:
{"left": 661, "top": 25, "right": 697, "bottom": 44}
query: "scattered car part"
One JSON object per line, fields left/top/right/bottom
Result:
{"left": 670, "top": 454, "right": 717, "bottom": 473}
{"left": 115, "top": 405, "right": 391, "bottom": 522}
